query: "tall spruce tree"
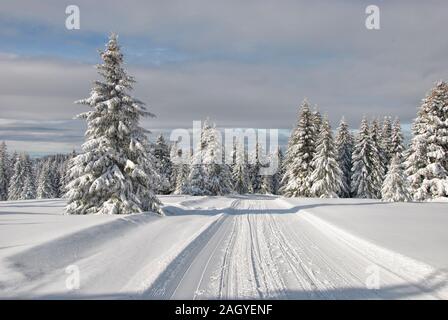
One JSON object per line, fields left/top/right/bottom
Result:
{"left": 187, "top": 120, "right": 211, "bottom": 195}
{"left": 153, "top": 134, "right": 173, "bottom": 194}
{"left": 262, "top": 148, "right": 284, "bottom": 195}
{"left": 37, "top": 160, "right": 57, "bottom": 199}
{"left": 271, "top": 148, "right": 284, "bottom": 195}
{"left": 174, "top": 161, "right": 190, "bottom": 195}
{"left": 312, "top": 108, "right": 323, "bottom": 139}
{"left": 187, "top": 120, "right": 233, "bottom": 196}
{"left": 203, "top": 123, "right": 233, "bottom": 195}
{"left": 65, "top": 34, "right": 161, "bottom": 214}
{"left": 8, "top": 153, "right": 34, "bottom": 200}
{"left": 188, "top": 160, "right": 206, "bottom": 195}
{"left": 381, "top": 116, "right": 393, "bottom": 169}
{"left": 22, "top": 174, "right": 36, "bottom": 200}
{"left": 404, "top": 132, "right": 428, "bottom": 198}
{"left": 230, "top": 141, "right": 237, "bottom": 172}
{"left": 170, "top": 142, "right": 190, "bottom": 195}
{"left": 0, "top": 142, "right": 9, "bottom": 201}
{"left": 261, "top": 174, "right": 274, "bottom": 194}
{"left": 53, "top": 156, "right": 67, "bottom": 198}
{"left": 351, "top": 118, "right": 380, "bottom": 198}
{"left": 280, "top": 99, "right": 316, "bottom": 197}
{"left": 310, "top": 117, "right": 343, "bottom": 198}
{"left": 381, "top": 153, "right": 412, "bottom": 202}
{"left": 335, "top": 117, "right": 353, "bottom": 198}
{"left": 391, "top": 117, "right": 405, "bottom": 157}
{"left": 249, "top": 142, "right": 263, "bottom": 193}
{"left": 405, "top": 81, "right": 448, "bottom": 200}
{"left": 370, "top": 119, "right": 386, "bottom": 198}
{"left": 61, "top": 150, "right": 77, "bottom": 197}
{"left": 232, "top": 141, "right": 252, "bottom": 194}
{"left": 260, "top": 149, "right": 276, "bottom": 195}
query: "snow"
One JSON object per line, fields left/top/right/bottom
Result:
{"left": 66, "top": 34, "right": 161, "bottom": 215}
{"left": 432, "top": 197, "right": 448, "bottom": 203}
{"left": 1, "top": 196, "right": 447, "bottom": 299}
{"left": 283, "top": 198, "right": 448, "bottom": 269}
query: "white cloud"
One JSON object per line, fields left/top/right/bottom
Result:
{"left": 0, "top": 1, "right": 447, "bottom": 154}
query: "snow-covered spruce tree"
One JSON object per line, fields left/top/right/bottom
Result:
{"left": 310, "top": 117, "right": 344, "bottom": 198}
{"left": 381, "top": 116, "right": 393, "bottom": 169}
{"left": 273, "top": 148, "right": 284, "bottom": 195}
{"left": 335, "top": 117, "right": 353, "bottom": 198}
{"left": 267, "top": 147, "right": 284, "bottom": 195}
{"left": 168, "top": 143, "right": 179, "bottom": 191}
{"left": 22, "top": 173, "right": 36, "bottom": 200}
{"left": 230, "top": 140, "right": 237, "bottom": 172}
{"left": 50, "top": 155, "right": 67, "bottom": 198}
{"left": 187, "top": 120, "right": 233, "bottom": 196}
{"left": 170, "top": 142, "right": 190, "bottom": 195}
{"left": 187, "top": 120, "right": 213, "bottom": 196}
{"left": 370, "top": 119, "right": 386, "bottom": 198}
{"left": 391, "top": 117, "right": 405, "bottom": 157}
{"left": 312, "top": 108, "right": 323, "bottom": 140}
{"left": 8, "top": 153, "right": 34, "bottom": 200}
{"left": 280, "top": 99, "right": 316, "bottom": 197}
{"left": 169, "top": 143, "right": 179, "bottom": 190}
{"left": 35, "top": 156, "right": 63, "bottom": 198}
{"left": 261, "top": 148, "right": 284, "bottom": 195}
{"left": 8, "top": 152, "right": 18, "bottom": 186}
{"left": 37, "top": 160, "right": 57, "bottom": 199}
{"left": 405, "top": 81, "right": 448, "bottom": 200}
{"left": 187, "top": 160, "right": 206, "bottom": 195}
{"left": 261, "top": 174, "right": 274, "bottom": 194}
{"left": 203, "top": 123, "right": 233, "bottom": 195}
{"left": 61, "top": 150, "right": 77, "bottom": 196}
{"left": 6, "top": 153, "right": 20, "bottom": 200}
{"left": 21, "top": 155, "right": 34, "bottom": 200}
{"left": 351, "top": 118, "right": 380, "bottom": 198}
{"left": 174, "top": 161, "right": 190, "bottom": 195}
{"left": 153, "top": 134, "right": 173, "bottom": 194}
{"left": 232, "top": 141, "right": 252, "bottom": 194}
{"left": 0, "top": 142, "right": 9, "bottom": 200}
{"left": 404, "top": 132, "right": 428, "bottom": 198}
{"left": 65, "top": 34, "right": 161, "bottom": 215}
{"left": 249, "top": 142, "right": 263, "bottom": 193}
{"left": 381, "top": 153, "right": 412, "bottom": 202}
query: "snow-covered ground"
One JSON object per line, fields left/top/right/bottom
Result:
{"left": 0, "top": 195, "right": 447, "bottom": 299}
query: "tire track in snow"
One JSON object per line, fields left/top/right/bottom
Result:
{"left": 147, "top": 196, "right": 446, "bottom": 300}
{"left": 297, "top": 210, "right": 448, "bottom": 299}
{"left": 217, "top": 216, "right": 238, "bottom": 299}
{"left": 244, "top": 200, "right": 286, "bottom": 299}
{"left": 143, "top": 215, "right": 229, "bottom": 299}
{"left": 273, "top": 198, "right": 445, "bottom": 299}
{"left": 264, "top": 213, "right": 321, "bottom": 298}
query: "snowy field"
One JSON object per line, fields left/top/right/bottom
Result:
{"left": 0, "top": 195, "right": 447, "bottom": 300}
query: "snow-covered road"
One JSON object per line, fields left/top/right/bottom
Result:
{"left": 147, "top": 197, "right": 447, "bottom": 300}
{"left": 0, "top": 196, "right": 447, "bottom": 299}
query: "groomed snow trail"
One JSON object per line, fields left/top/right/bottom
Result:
{"left": 146, "top": 197, "right": 447, "bottom": 300}
{"left": 1, "top": 196, "right": 447, "bottom": 299}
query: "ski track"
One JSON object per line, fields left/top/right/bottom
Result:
{"left": 145, "top": 197, "right": 447, "bottom": 300}
{"left": 1, "top": 196, "right": 447, "bottom": 299}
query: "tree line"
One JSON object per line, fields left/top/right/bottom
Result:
{"left": 0, "top": 148, "right": 74, "bottom": 201}
{"left": 1, "top": 34, "right": 447, "bottom": 214}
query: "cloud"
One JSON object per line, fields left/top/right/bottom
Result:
{"left": 0, "top": 1, "right": 447, "bottom": 154}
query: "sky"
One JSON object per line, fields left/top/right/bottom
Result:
{"left": 0, "top": 0, "right": 447, "bottom": 155}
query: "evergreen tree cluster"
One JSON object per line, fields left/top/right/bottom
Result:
{"left": 0, "top": 146, "right": 74, "bottom": 201}
{"left": 2, "top": 34, "right": 447, "bottom": 213}
{"left": 278, "top": 99, "right": 410, "bottom": 201}
{"left": 281, "top": 80, "right": 448, "bottom": 202}
{"left": 2, "top": 81, "right": 447, "bottom": 206}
